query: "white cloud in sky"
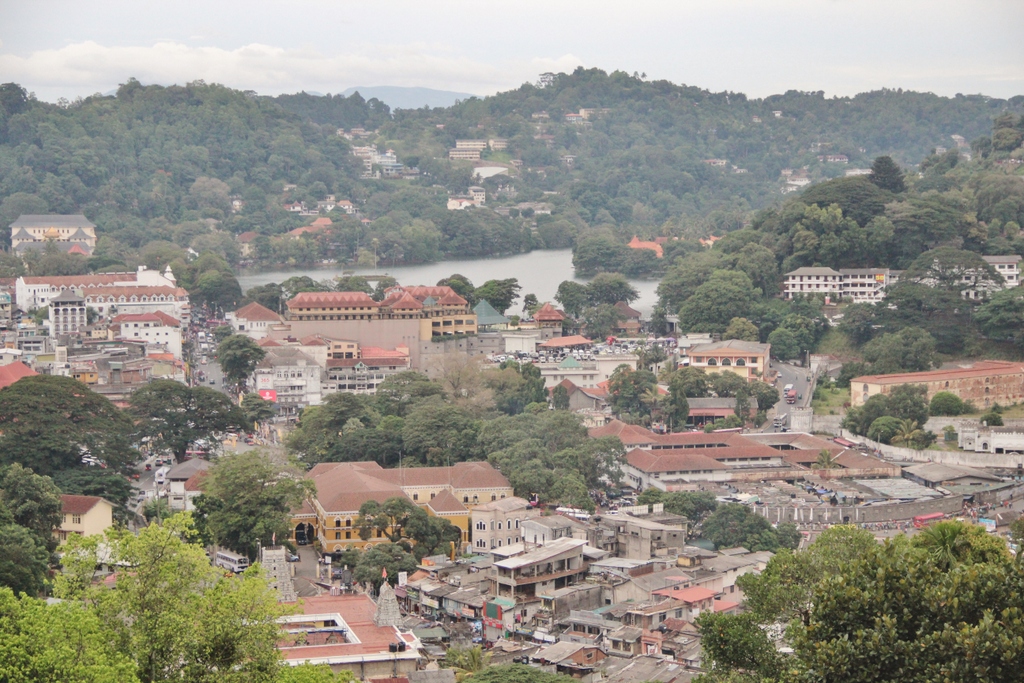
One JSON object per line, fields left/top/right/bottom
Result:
{"left": 0, "top": 41, "right": 583, "bottom": 101}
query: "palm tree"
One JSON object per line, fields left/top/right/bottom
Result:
{"left": 814, "top": 449, "right": 840, "bottom": 469}
{"left": 892, "top": 419, "right": 924, "bottom": 449}
{"left": 916, "top": 521, "right": 970, "bottom": 571}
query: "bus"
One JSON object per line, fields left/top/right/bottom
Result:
{"left": 913, "top": 512, "right": 945, "bottom": 529}
{"left": 214, "top": 550, "right": 250, "bottom": 573}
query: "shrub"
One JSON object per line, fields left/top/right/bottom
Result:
{"left": 929, "top": 391, "right": 965, "bottom": 416}
{"left": 981, "top": 411, "right": 1003, "bottom": 426}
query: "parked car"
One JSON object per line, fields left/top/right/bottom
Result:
{"left": 287, "top": 552, "right": 299, "bottom": 562}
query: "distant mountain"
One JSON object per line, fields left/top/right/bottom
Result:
{"left": 340, "top": 86, "right": 475, "bottom": 110}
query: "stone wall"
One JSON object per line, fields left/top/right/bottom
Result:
{"left": 842, "top": 430, "right": 1024, "bottom": 469}
{"left": 754, "top": 493, "right": 963, "bottom": 525}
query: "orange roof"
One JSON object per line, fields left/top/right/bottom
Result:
{"left": 310, "top": 217, "right": 333, "bottom": 226}
{"left": 538, "top": 335, "right": 593, "bottom": 348}
{"left": 83, "top": 286, "right": 188, "bottom": 300}
{"left": 401, "top": 286, "right": 468, "bottom": 305}
{"left": 360, "top": 346, "right": 410, "bottom": 358}
{"left": 628, "top": 235, "right": 664, "bottom": 258}
{"left": 237, "top": 231, "right": 258, "bottom": 243}
{"left": 625, "top": 448, "right": 730, "bottom": 473}
{"left": 184, "top": 471, "right": 209, "bottom": 492}
{"left": 257, "top": 338, "right": 282, "bottom": 347}
{"left": 60, "top": 494, "right": 106, "bottom": 515}
{"left": 0, "top": 362, "right": 38, "bottom": 389}
{"left": 653, "top": 586, "right": 717, "bottom": 603}
{"left": 853, "top": 360, "right": 1024, "bottom": 386}
{"left": 288, "top": 291, "right": 378, "bottom": 308}
{"left": 278, "top": 593, "right": 418, "bottom": 661}
{"left": 699, "top": 235, "right": 722, "bottom": 247}
{"left": 111, "top": 311, "right": 180, "bottom": 326}
{"left": 427, "top": 489, "right": 468, "bottom": 514}
{"left": 234, "top": 301, "right": 282, "bottom": 322}
{"left": 533, "top": 302, "right": 565, "bottom": 322}
{"left": 20, "top": 273, "right": 137, "bottom": 286}
{"left": 389, "top": 291, "right": 424, "bottom": 310}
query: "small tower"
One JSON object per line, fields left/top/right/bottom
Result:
{"left": 373, "top": 581, "right": 402, "bottom": 627}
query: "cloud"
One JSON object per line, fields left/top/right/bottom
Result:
{"left": 0, "top": 41, "right": 585, "bottom": 100}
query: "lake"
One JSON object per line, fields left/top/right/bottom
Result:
{"left": 236, "top": 249, "right": 662, "bottom": 316}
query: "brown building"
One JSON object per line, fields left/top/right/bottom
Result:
{"left": 850, "top": 360, "right": 1024, "bottom": 410}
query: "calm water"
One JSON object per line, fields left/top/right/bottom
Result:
{"left": 236, "top": 249, "right": 661, "bottom": 316}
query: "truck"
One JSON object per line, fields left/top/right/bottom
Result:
{"left": 785, "top": 387, "right": 797, "bottom": 404}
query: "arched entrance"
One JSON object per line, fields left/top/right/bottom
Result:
{"left": 295, "top": 522, "right": 314, "bottom": 545}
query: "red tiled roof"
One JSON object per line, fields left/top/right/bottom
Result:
{"left": 360, "top": 346, "right": 410, "bottom": 358}
{"left": 402, "top": 286, "right": 468, "bottom": 305}
{"left": 653, "top": 586, "right": 717, "bottom": 603}
{"left": 184, "top": 470, "right": 208, "bottom": 492}
{"left": 538, "top": 335, "right": 592, "bottom": 348}
{"left": 20, "top": 273, "right": 137, "bottom": 286}
{"left": 427, "top": 489, "right": 468, "bottom": 514}
{"left": 625, "top": 448, "right": 730, "bottom": 474}
{"left": 389, "top": 291, "right": 424, "bottom": 310}
{"left": 111, "top": 311, "right": 180, "bottom": 326}
{"left": 288, "top": 291, "right": 378, "bottom": 308}
{"left": 0, "top": 362, "right": 38, "bottom": 389}
{"left": 234, "top": 302, "right": 282, "bottom": 322}
{"left": 614, "top": 301, "right": 642, "bottom": 319}
{"left": 257, "top": 338, "right": 282, "bottom": 347}
{"left": 278, "top": 593, "right": 418, "bottom": 662}
{"left": 628, "top": 235, "right": 664, "bottom": 258}
{"left": 60, "top": 494, "right": 105, "bottom": 515}
{"left": 852, "top": 360, "right": 1024, "bottom": 386}
{"left": 299, "top": 335, "right": 329, "bottom": 346}
{"left": 533, "top": 302, "right": 565, "bottom": 322}
{"left": 237, "top": 231, "right": 258, "bottom": 243}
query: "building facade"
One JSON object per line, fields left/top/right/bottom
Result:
{"left": 683, "top": 340, "right": 770, "bottom": 382}
{"left": 252, "top": 348, "right": 324, "bottom": 417}
{"left": 55, "top": 495, "right": 114, "bottom": 544}
{"left": 850, "top": 361, "right": 1024, "bottom": 410}
{"left": 10, "top": 214, "right": 98, "bottom": 256}
{"left": 110, "top": 312, "right": 182, "bottom": 358}
{"left": 48, "top": 290, "right": 87, "bottom": 335}
{"left": 470, "top": 496, "right": 540, "bottom": 551}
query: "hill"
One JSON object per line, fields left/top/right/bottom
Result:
{"left": 340, "top": 86, "right": 476, "bottom": 110}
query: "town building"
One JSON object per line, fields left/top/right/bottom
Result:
{"left": 227, "top": 302, "right": 284, "bottom": 339}
{"left": 490, "top": 538, "right": 590, "bottom": 614}
{"left": 324, "top": 345, "right": 411, "bottom": 395}
{"left": 471, "top": 497, "right": 540, "bottom": 551}
{"left": 109, "top": 311, "right": 183, "bottom": 358}
{"left": 236, "top": 231, "right": 258, "bottom": 257}
{"left": 164, "top": 459, "right": 211, "bottom": 511}
{"left": 455, "top": 140, "right": 488, "bottom": 151}
{"left": 252, "top": 348, "right": 324, "bottom": 417}
{"left": 293, "top": 461, "right": 513, "bottom": 554}
{"left": 55, "top": 494, "right": 114, "bottom": 544}
{"left": 277, "top": 593, "right": 422, "bottom": 678}
{"left": 612, "top": 301, "right": 643, "bottom": 336}
{"left": 782, "top": 267, "right": 844, "bottom": 299}
{"left": 849, "top": 360, "right": 1024, "bottom": 410}
{"left": 473, "top": 300, "right": 510, "bottom": 331}
{"left": 448, "top": 148, "right": 482, "bottom": 161}
{"left": 10, "top": 214, "right": 98, "bottom": 256}
{"left": 683, "top": 340, "right": 770, "bottom": 382}
{"left": 82, "top": 286, "right": 191, "bottom": 322}
{"left": 15, "top": 265, "right": 178, "bottom": 310}
{"left": 48, "top": 289, "right": 87, "bottom": 335}
{"left": 488, "top": 138, "right": 509, "bottom": 150}
{"left": 627, "top": 236, "right": 664, "bottom": 258}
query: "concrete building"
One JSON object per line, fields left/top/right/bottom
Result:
{"left": 228, "top": 302, "right": 283, "bottom": 339}
{"left": 449, "top": 148, "right": 482, "bottom": 161}
{"left": 16, "top": 266, "right": 178, "bottom": 310}
{"left": 850, "top": 360, "right": 1024, "bottom": 410}
{"left": 110, "top": 312, "right": 182, "bottom": 358}
{"left": 471, "top": 496, "right": 540, "bottom": 551}
{"left": 683, "top": 340, "right": 770, "bottom": 382}
{"left": 324, "top": 345, "right": 411, "bottom": 395}
{"left": 55, "top": 495, "right": 114, "bottom": 544}
{"left": 782, "top": 267, "right": 843, "bottom": 298}
{"left": 252, "top": 348, "right": 324, "bottom": 418}
{"left": 10, "top": 214, "right": 97, "bottom": 256}
{"left": 490, "top": 537, "right": 590, "bottom": 606}
{"left": 48, "top": 289, "right": 87, "bottom": 335}
{"left": 293, "top": 461, "right": 513, "bottom": 554}
{"left": 588, "top": 514, "right": 687, "bottom": 560}
{"left": 959, "top": 426, "right": 1024, "bottom": 455}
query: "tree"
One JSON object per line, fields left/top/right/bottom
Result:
{"left": 886, "top": 384, "right": 930, "bottom": 426}
{"left": 0, "top": 375, "right": 136, "bottom": 475}
{"left": 356, "top": 497, "right": 420, "bottom": 544}
{"left": 0, "top": 588, "right": 139, "bottom": 681}
{"left": 976, "top": 286, "right": 1024, "bottom": 349}
{"left": 678, "top": 270, "right": 759, "bottom": 334}
{"left": 555, "top": 281, "right": 589, "bottom": 318}
{"left": 703, "top": 504, "right": 787, "bottom": 552}
{"left": 814, "top": 449, "right": 840, "bottom": 469}
{"left": 585, "top": 272, "right": 639, "bottom": 305}
{"left": 696, "top": 611, "right": 782, "bottom": 682}
{"left": 981, "top": 411, "right": 1004, "bottom": 426}
{"left": 930, "top": 391, "right": 966, "bottom": 416}
{"left": 582, "top": 304, "right": 624, "bottom": 339}
{"left": 465, "top": 664, "right": 575, "bottom": 683}
{"left": 374, "top": 371, "right": 445, "bottom": 418}
{"left": 747, "top": 381, "right": 780, "bottom": 412}
{"left": 129, "top": 380, "right": 245, "bottom": 463}
{"left": 904, "top": 246, "right": 1003, "bottom": 292}
{"left": 0, "top": 464, "right": 63, "bottom": 553}
{"left": 59, "top": 515, "right": 287, "bottom": 683}
{"left": 861, "top": 327, "right": 937, "bottom": 374}
{"left": 607, "top": 366, "right": 657, "bottom": 418}
{"left": 867, "top": 415, "right": 902, "bottom": 444}
{"left": 402, "top": 401, "right": 481, "bottom": 465}
{"left": 0, "top": 524, "right": 50, "bottom": 596}
{"left": 53, "top": 467, "right": 135, "bottom": 525}
{"left": 241, "top": 392, "right": 277, "bottom": 426}
{"left": 868, "top": 155, "right": 905, "bottom": 193}
{"left": 473, "top": 278, "right": 521, "bottom": 314}
{"left": 446, "top": 645, "right": 491, "bottom": 676}
{"left": 664, "top": 375, "right": 691, "bottom": 431}
{"left": 767, "top": 327, "right": 800, "bottom": 361}
{"left": 353, "top": 542, "right": 417, "bottom": 588}
{"left": 217, "top": 334, "right": 267, "bottom": 388}
{"left": 551, "top": 384, "right": 570, "bottom": 410}
{"left": 201, "top": 450, "right": 313, "bottom": 559}
{"left": 723, "top": 317, "right": 759, "bottom": 342}
{"left": 666, "top": 367, "right": 710, "bottom": 398}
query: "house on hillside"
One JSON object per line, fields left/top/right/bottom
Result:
{"left": 56, "top": 495, "right": 114, "bottom": 544}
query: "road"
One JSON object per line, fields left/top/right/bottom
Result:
{"left": 762, "top": 361, "right": 813, "bottom": 432}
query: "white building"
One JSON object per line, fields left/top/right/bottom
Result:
{"left": 470, "top": 496, "right": 540, "bottom": 551}
{"left": 226, "top": 302, "right": 283, "bottom": 340}
{"left": 48, "top": 289, "right": 87, "bottom": 335}
{"left": 251, "top": 348, "right": 323, "bottom": 419}
{"left": 110, "top": 312, "right": 183, "bottom": 358}
{"left": 16, "top": 265, "right": 177, "bottom": 311}
{"left": 83, "top": 286, "right": 191, "bottom": 321}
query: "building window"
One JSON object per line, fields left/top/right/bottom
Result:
{"left": 346, "top": 531, "right": 351, "bottom": 539}
{"left": 413, "top": 493, "right": 419, "bottom": 501}
{"left": 335, "top": 532, "right": 341, "bottom": 540}
{"left": 335, "top": 518, "right": 341, "bottom": 527}
{"left": 72, "top": 515, "right": 82, "bottom": 524}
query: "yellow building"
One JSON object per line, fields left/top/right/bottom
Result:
{"left": 684, "top": 340, "right": 771, "bottom": 382}
{"left": 292, "top": 461, "right": 513, "bottom": 554}
{"left": 56, "top": 495, "right": 114, "bottom": 544}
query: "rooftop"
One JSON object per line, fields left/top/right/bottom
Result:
{"left": 852, "top": 360, "right": 1024, "bottom": 385}
{"left": 493, "top": 537, "right": 588, "bottom": 569}
{"left": 60, "top": 494, "right": 109, "bottom": 515}
{"left": 10, "top": 214, "right": 96, "bottom": 229}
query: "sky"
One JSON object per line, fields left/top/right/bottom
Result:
{"left": 1, "top": 0, "right": 1022, "bottom": 104}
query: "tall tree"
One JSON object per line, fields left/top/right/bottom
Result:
{"left": 0, "top": 464, "right": 63, "bottom": 553}
{"left": 129, "top": 380, "right": 246, "bottom": 463}
{"left": 216, "top": 335, "right": 267, "bottom": 388}
{"left": 473, "top": 278, "right": 521, "bottom": 314}
{"left": 868, "top": 154, "right": 906, "bottom": 193}
{"left": 0, "top": 376, "right": 136, "bottom": 475}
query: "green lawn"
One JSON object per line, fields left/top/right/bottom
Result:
{"left": 812, "top": 386, "right": 850, "bottom": 415}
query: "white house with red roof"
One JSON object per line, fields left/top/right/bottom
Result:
{"left": 110, "top": 311, "right": 182, "bottom": 358}
{"left": 227, "top": 301, "right": 283, "bottom": 340}
{"left": 55, "top": 494, "right": 114, "bottom": 544}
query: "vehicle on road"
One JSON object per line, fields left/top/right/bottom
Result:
{"left": 913, "top": 512, "right": 945, "bottom": 529}
{"left": 154, "top": 466, "right": 170, "bottom": 485}
{"left": 785, "top": 388, "right": 797, "bottom": 404}
{"left": 214, "top": 550, "right": 250, "bottom": 573}
{"left": 287, "top": 552, "right": 299, "bottom": 562}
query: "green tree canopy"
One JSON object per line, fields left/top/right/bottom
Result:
{"left": 216, "top": 335, "right": 267, "bottom": 388}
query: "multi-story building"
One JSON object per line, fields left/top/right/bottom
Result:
{"left": 470, "top": 496, "right": 540, "bottom": 551}
{"left": 837, "top": 268, "right": 900, "bottom": 302}
{"left": 10, "top": 214, "right": 98, "bottom": 256}
{"left": 16, "top": 266, "right": 178, "bottom": 310}
{"left": 683, "top": 340, "right": 770, "bottom": 382}
{"left": 293, "top": 461, "right": 513, "bottom": 554}
{"left": 490, "top": 537, "right": 590, "bottom": 606}
{"left": 110, "top": 311, "right": 183, "bottom": 358}
{"left": 55, "top": 495, "right": 114, "bottom": 544}
{"left": 782, "top": 267, "right": 844, "bottom": 299}
{"left": 227, "top": 302, "right": 283, "bottom": 339}
{"left": 252, "top": 348, "right": 324, "bottom": 417}
{"left": 82, "top": 286, "right": 191, "bottom": 322}
{"left": 455, "top": 140, "right": 488, "bottom": 151}
{"left": 449, "top": 148, "right": 482, "bottom": 161}
{"left": 325, "top": 345, "right": 411, "bottom": 395}
{"left": 850, "top": 360, "right": 1024, "bottom": 411}
{"left": 964, "top": 255, "right": 1023, "bottom": 299}
{"left": 48, "top": 289, "right": 87, "bottom": 335}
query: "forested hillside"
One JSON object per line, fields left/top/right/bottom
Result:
{"left": 0, "top": 68, "right": 1021, "bottom": 276}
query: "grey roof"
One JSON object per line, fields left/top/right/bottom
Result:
{"left": 10, "top": 214, "right": 96, "bottom": 229}
{"left": 688, "top": 339, "right": 769, "bottom": 354}
{"left": 50, "top": 289, "right": 86, "bottom": 303}
{"left": 982, "top": 255, "right": 1022, "bottom": 264}
{"left": 257, "top": 348, "right": 317, "bottom": 367}
{"left": 10, "top": 228, "right": 31, "bottom": 238}
{"left": 785, "top": 267, "right": 842, "bottom": 276}
{"left": 903, "top": 462, "right": 1003, "bottom": 484}
{"left": 68, "top": 228, "right": 93, "bottom": 239}
{"left": 165, "top": 458, "right": 211, "bottom": 481}
{"left": 687, "top": 397, "right": 761, "bottom": 411}
{"left": 839, "top": 268, "right": 891, "bottom": 275}
{"left": 599, "top": 655, "right": 690, "bottom": 683}
{"left": 473, "top": 299, "right": 510, "bottom": 326}
{"left": 408, "top": 671, "right": 456, "bottom": 683}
